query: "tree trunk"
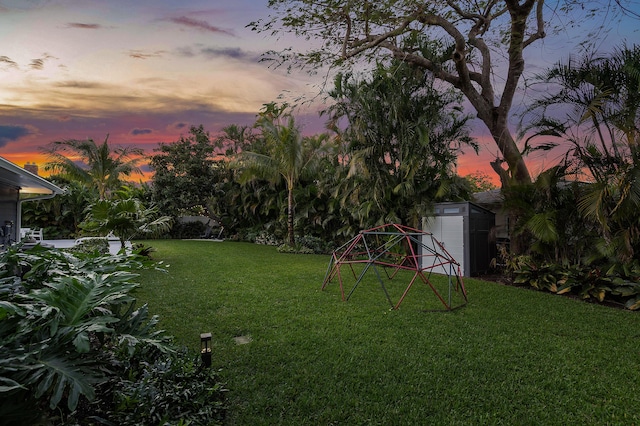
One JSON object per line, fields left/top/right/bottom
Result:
{"left": 486, "top": 120, "right": 532, "bottom": 188}
{"left": 287, "top": 186, "right": 295, "bottom": 246}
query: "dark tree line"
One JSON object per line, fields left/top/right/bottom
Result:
{"left": 147, "top": 62, "right": 475, "bottom": 245}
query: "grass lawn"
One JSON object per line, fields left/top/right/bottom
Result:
{"left": 135, "top": 240, "right": 640, "bottom": 425}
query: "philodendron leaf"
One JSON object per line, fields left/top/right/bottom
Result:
{"left": 29, "top": 355, "right": 96, "bottom": 411}
{"left": 0, "top": 377, "right": 26, "bottom": 392}
{"left": 0, "top": 301, "right": 25, "bottom": 316}
{"left": 73, "top": 332, "right": 90, "bottom": 353}
{"left": 49, "top": 317, "right": 59, "bottom": 337}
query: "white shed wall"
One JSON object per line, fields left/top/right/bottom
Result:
{"left": 423, "top": 216, "right": 465, "bottom": 276}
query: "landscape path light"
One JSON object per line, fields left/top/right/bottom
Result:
{"left": 200, "top": 332, "right": 212, "bottom": 368}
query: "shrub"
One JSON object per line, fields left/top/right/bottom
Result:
{"left": 254, "top": 231, "right": 282, "bottom": 246}
{"left": 0, "top": 246, "right": 226, "bottom": 424}
{"left": 276, "top": 236, "right": 334, "bottom": 254}
{"left": 68, "top": 237, "right": 110, "bottom": 255}
{"left": 277, "top": 243, "right": 314, "bottom": 254}
{"left": 131, "top": 242, "right": 157, "bottom": 258}
{"left": 509, "top": 255, "right": 640, "bottom": 309}
{"left": 103, "top": 349, "right": 226, "bottom": 425}
{"left": 295, "top": 235, "right": 335, "bottom": 254}
{"left": 171, "top": 221, "right": 206, "bottom": 239}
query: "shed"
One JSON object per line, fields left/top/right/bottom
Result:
{"left": 422, "top": 201, "right": 496, "bottom": 277}
{"left": 0, "top": 156, "right": 63, "bottom": 245}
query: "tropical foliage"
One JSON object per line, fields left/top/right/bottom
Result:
{"left": 324, "top": 61, "right": 475, "bottom": 233}
{"left": 0, "top": 246, "right": 226, "bottom": 425}
{"left": 150, "top": 125, "right": 221, "bottom": 217}
{"left": 508, "top": 256, "right": 640, "bottom": 310}
{"left": 250, "top": 2, "right": 635, "bottom": 187}
{"left": 523, "top": 45, "right": 640, "bottom": 261}
{"left": 503, "top": 44, "right": 640, "bottom": 305}
{"left": 234, "top": 103, "right": 331, "bottom": 245}
{"left": 106, "top": 348, "right": 226, "bottom": 425}
{"left": 28, "top": 136, "right": 167, "bottom": 245}
{"left": 0, "top": 246, "right": 166, "bottom": 422}
{"left": 43, "top": 135, "right": 143, "bottom": 200}
{"left": 501, "top": 166, "right": 594, "bottom": 265}
{"left": 21, "top": 178, "right": 94, "bottom": 239}
{"left": 150, "top": 70, "right": 471, "bottom": 246}
{"left": 82, "top": 196, "right": 173, "bottom": 249}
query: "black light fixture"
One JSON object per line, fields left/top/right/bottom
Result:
{"left": 200, "top": 332, "right": 212, "bottom": 367}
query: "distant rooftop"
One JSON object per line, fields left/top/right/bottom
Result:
{"left": 471, "top": 189, "right": 503, "bottom": 206}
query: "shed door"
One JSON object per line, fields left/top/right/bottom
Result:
{"left": 425, "top": 216, "right": 465, "bottom": 276}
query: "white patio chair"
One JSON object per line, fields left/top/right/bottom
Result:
{"left": 21, "top": 228, "right": 43, "bottom": 241}
{"left": 20, "top": 228, "right": 31, "bottom": 240}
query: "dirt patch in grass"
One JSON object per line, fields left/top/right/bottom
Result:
{"left": 233, "top": 335, "right": 252, "bottom": 345}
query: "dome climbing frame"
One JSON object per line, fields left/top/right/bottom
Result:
{"left": 321, "top": 223, "right": 467, "bottom": 310}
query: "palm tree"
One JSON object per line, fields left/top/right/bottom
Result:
{"left": 526, "top": 44, "right": 640, "bottom": 262}
{"left": 43, "top": 135, "right": 143, "bottom": 200}
{"left": 82, "top": 197, "right": 173, "bottom": 250}
{"left": 235, "top": 106, "right": 325, "bottom": 246}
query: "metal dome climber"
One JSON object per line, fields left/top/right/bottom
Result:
{"left": 321, "top": 223, "right": 467, "bottom": 310}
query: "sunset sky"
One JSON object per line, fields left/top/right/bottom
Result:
{"left": 0, "top": 0, "right": 638, "bottom": 183}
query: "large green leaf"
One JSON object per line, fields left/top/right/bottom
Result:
{"left": 109, "top": 302, "right": 171, "bottom": 356}
{"left": 525, "top": 212, "right": 559, "bottom": 243}
{"left": 30, "top": 350, "right": 97, "bottom": 410}
{"left": 31, "top": 273, "right": 136, "bottom": 328}
{"left": 0, "top": 377, "right": 26, "bottom": 392}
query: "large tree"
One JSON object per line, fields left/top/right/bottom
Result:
{"left": 325, "top": 61, "right": 475, "bottom": 230}
{"left": 252, "top": 0, "right": 634, "bottom": 188}
{"left": 43, "top": 135, "right": 142, "bottom": 200}
{"left": 235, "top": 103, "right": 329, "bottom": 245}
{"left": 150, "top": 125, "right": 219, "bottom": 217}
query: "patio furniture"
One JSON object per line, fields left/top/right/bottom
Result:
{"left": 20, "top": 227, "right": 43, "bottom": 241}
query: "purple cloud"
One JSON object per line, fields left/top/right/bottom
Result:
{"left": 66, "top": 22, "right": 102, "bottom": 29}
{"left": 169, "top": 16, "right": 234, "bottom": 36}
{"left": 175, "top": 45, "right": 260, "bottom": 63}
{"left": 129, "top": 50, "right": 164, "bottom": 60}
{"left": 201, "top": 47, "right": 257, "bottom": 61}
{"left": 131, "top": 128, "right": 153, "bottom": 136}
{"left": 0, "top": 125, "right": 31, "bottom": 147}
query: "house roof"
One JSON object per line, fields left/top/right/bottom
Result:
{"left": 471, "top": 189, "right": 503, "bottom": 206}
{"left": 0, "top": 156, "right": 64, "bottom": 199}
